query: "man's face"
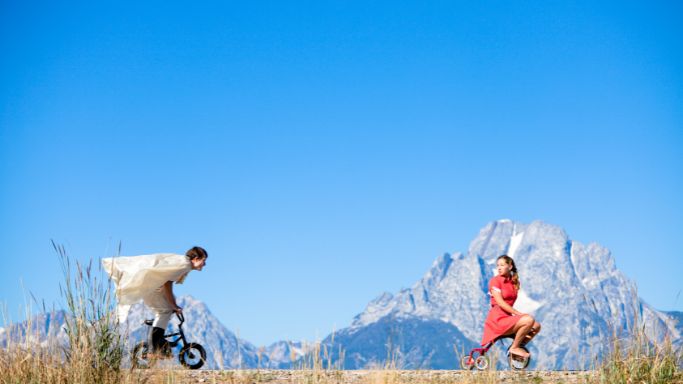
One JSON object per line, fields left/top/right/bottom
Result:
{"left": 191, "top": 257, "right": 207, "bottom": 271}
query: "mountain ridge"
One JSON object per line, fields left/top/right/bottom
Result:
{"left": 2, "top": 219, "right": 679, "bottom": 370}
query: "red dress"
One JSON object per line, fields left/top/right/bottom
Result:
{"left": 481, "top": 275, "right": 522, "bottom": 346}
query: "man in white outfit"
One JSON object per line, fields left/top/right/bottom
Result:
{"left": 102, "top": 246, "right": 208, "bottom": 356}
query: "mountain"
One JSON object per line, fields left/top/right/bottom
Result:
{"left": 262, "top": 340, "right": 311, "bottom": 368}
{"left": 0, "top": 309, "right": 68, "bottom": 348}
{"left": 0, "top": 295, "right": 303, "bottom": 370}
{"left": 664, "top": 311, "right": 683, "bottom": 347}
{"left": 327, "top": 219, "right": 680, "bottom": 369}
{"left": 122, "top": 295, "right": 270, "bottom": 369}
{"left": 3, "top": 219, "right": 679, "bottom": 370}
{"left": 321, "top": 314, "right": 478, "bottom": 369}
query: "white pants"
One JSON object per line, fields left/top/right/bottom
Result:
{"left": 143, "top": 290, "right": 175, "bottom": 330}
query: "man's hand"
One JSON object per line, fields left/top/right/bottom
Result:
{"left": 173, "top": 305, "right": 183, "bottom": 315}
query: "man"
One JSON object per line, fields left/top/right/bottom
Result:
{"left": 102, "top": 246, "right": 208, "bottom": 356}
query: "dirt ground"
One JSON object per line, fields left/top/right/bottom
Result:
{"left": 146, "top": 369, "right": 594, "bottom": 384}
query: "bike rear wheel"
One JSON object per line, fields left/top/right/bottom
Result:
{"left": 131, "top": 341, "right": 150, "bottom": 369}
{"left": 460, "top": 354, "right": 475, "bottom": 370}
{"left": 475, "top": 355, "right": 490, "bottom": 370}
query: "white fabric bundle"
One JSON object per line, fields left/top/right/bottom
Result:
{"left": 102, "top": 253, "right": 192, "bottom": 323}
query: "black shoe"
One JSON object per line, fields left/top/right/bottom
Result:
{"left": 149, "top": 326, "right": 171, "bottom": 357}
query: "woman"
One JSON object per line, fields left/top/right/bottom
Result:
{"left": 102, "top": 246, "right": 208, "bottom": 356}
{"left": 480, "top": 255, "right": 541, "bottom": 358}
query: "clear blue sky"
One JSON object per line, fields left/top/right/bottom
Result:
{"left": 1, "top": 1, "right": 681, "bottom": 346}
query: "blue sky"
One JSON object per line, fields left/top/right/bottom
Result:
{"left": 1, "top": 1, "right": 681, "bottom": 346}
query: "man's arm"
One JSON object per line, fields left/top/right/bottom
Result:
{"left": 161, "top": 281, "right": 182, "bottom": 314}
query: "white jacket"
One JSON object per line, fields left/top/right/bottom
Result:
{"left": 102, "top": 253, "right": 192, "bottom": 323}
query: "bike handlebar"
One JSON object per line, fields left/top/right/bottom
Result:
{"left": 176, "top": 311, "right": 185, "bottom": 324}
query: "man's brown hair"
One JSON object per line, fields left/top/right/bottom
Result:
{"left": 186, "top": 246, "right": 208, "bottom": 260}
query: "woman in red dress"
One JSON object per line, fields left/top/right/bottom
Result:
{"left": 481, "top": 255, "right": 541, "bottom": 358}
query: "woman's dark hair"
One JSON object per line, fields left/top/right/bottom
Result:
{"left": 186, "top": 246, "right": 208, "bottom": 260}
{"left": 497, "top": 254, "right": 520, "bottom": 290}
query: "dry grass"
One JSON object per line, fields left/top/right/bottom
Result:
{"left": 1, "top": 245, "right": 681, "bottom": 383}
{"left": 587, "top": 324, "right": 682, "bottom": 383}
{"left": 0, "top": 242, "right": 147, "bottom": 384}
{"left": 582, "top": 292, "right": 683, "bottom": 384}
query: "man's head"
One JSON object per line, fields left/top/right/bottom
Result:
{"left": 186, "top": 246, "right": 208, "bottom": 271}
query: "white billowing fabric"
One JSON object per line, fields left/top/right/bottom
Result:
{"left": 102, "top": 253, "right": 192, "bottom": 324}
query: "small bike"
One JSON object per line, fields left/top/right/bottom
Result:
{"left": 131, "top": 312, "right": 207, "bottom": 370}
{"left": 460, "top": 334, "right": 530, "bottom": 371}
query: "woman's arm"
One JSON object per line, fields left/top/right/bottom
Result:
{"left": 492, "top": 290, "right": 524, "bottom": 316}
{"left": 161, "top": 281, "right": 182, "bottom": 314}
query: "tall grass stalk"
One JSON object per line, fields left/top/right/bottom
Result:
{"left": 293, "top": 337, "right": 345, "bottom": 384}
{"left": 590, "top": 293, "right": 682, "bottom": 384}
{"left": 0, "top": 242, "right": 143, "bottom": 383}
{"left": 54, "top": 241, "right": 125, "bottom": 382}
{"left": 591, "top": 330, "right": 681, "bottom": 383}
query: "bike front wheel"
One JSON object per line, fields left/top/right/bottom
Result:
{"left": 460, "top": 354, "right": 475, "bottom": 370}
{"left": 508, "top": 346, "right": 530, "bottom": 370}
{"left": 178, "top": 342, "right": 207, "bottom": 369}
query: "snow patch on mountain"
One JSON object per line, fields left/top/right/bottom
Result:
{"left": 507, "top": 230, "right": 525, "bottom": 258}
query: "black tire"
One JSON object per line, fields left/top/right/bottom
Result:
{"left": 131, "top": 341, "right": 150, "bottom": 369}
{"left": 179, "top": 342, "right": 206, "bottom": 369}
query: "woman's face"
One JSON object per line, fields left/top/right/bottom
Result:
{"left": 496, "top": 258, "right": 512, "bottom": 276}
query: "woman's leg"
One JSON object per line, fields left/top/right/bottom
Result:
{"left": 504, "top": 315, "right": 534, "bottom": 358}
{"left": 521, "top": 321, "right": 542, "bottom": 346}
